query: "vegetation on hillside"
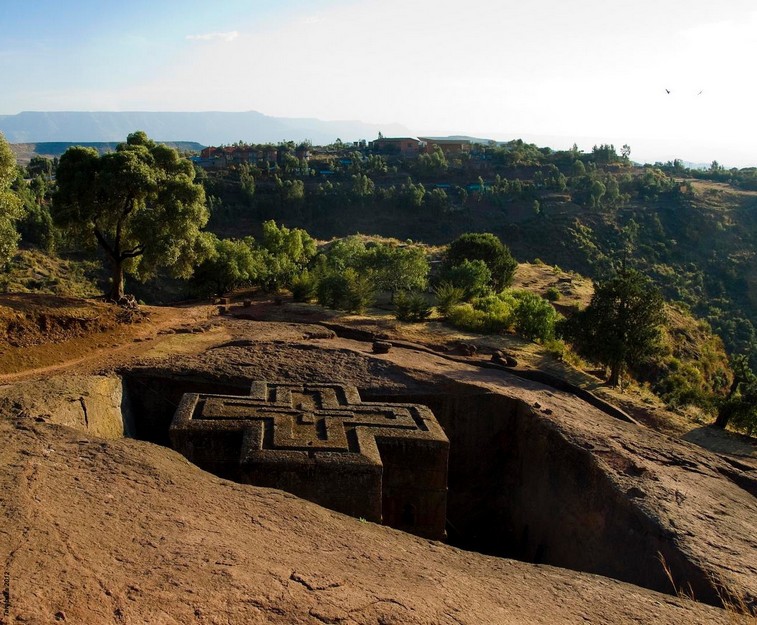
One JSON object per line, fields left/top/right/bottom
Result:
{"left": 3, "top": 131, "right": 757, "bottom": 434}
{"left": 198, "top": 141, "right": 757, "bottom": 371}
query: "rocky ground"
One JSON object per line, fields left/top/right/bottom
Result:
{"left": 0, "top": 295, "right": 755, "bottom": 624}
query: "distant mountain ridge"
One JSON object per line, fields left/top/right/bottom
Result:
{"left": 9, "top": 142, "right": 206, "bottom": 165}
{"left": 0, "top": 111, "right": 410, "bottom": 145}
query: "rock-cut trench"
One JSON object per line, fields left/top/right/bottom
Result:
{"left": 113, "top": 369, "right": 723, "bottom": 607}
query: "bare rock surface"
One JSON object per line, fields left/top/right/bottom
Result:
{"left": 124, "top": 326, "right": 757, "bottom": 608}
{"left": 0, "top": 316, "right": 754, "bottom": 623}
{"left": 375, "top": 347, "right": 757, "bottom": 606}
{"left": 0, "top": 375, "right": 129, "bottom": 438}
{"left": 0, "top": 417, "right": 735, "bottom": 625}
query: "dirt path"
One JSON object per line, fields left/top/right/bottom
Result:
{"left": 0, "top": 302, "right": 220, "bottom": 384}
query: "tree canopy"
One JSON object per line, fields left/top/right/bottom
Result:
{"left": 563, "top": 270, "right": 666, "bottom": 387}
{"left": 361, "top": 244, "right": 429, "bottom": 299}
{"left": 443, "top": 232, "right": 517, "bottom": 291}
{"left": 0, "top": 132, "right": 23, "bottom": 266}
{"left": 257, "top": 220, "right": 316, "bottom": 291}
{"left": 442, "top": 259, "right": 492, "bottom": 299}
{"left": 192, "top": 234, "right": 264, "bottom": 297}
{"left": 52, "top": 131, "right": 211, "bottom": 300}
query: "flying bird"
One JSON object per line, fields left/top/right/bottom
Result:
{"left": 697, "top": 90, "right": 704, "bottom": 96}
{"left": 665, "top": 89, "right": 671, "bottom": 94}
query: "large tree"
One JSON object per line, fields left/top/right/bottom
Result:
{"left": 0, "top": 132, "right": 23, "bottom": 266}
{"left": 563, "top": 270, "right": 666, "bottom": 387}
{"left": 443, "top": 232, "right": 517, "bottom": 291}
{"left": 53, "top": 131, "right": 211, "bottom": 300}
{"left": 360, "top": 244, "right": 429, "bottom": 301}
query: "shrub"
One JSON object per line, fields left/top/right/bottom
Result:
{"left": 290, "top": 270, "right": 317, "bottom": 302}
{"left": 475, "top": 292, "right": 517, "bottom": 332}
{"left": 434, "top": 281, "right": 464, "bottom": 316}
{"left": 447, "top": 303, "right": 487, "bottom": 332}
{"left": 655, "top": 361, "right": 709, "bottom": 409}
{"left": 543, "top": 338, "right": 567, "bottom": 361}
{"left": 545, "top": 287, "right": 561, "bottom": 301}
{"left": 394, "top": 291, "right": 432, "bottom": 322}
{"left": 512, "top": 290, "right": 560, "bottom": 342}
{"left": 446, "top": 293, "right": 515, "bottom": 334}
{"left": 316, "top": 268, "right": 374, "bottom": 313}
{"left": 445, "top": 289, "right": 560, "bottom": 341}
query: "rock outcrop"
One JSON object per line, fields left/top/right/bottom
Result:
{"left": 0, "top": 417, "right": 736, "bottom": 624}
{"left": 0, "top": 318, "right": 754, "bottom": 623}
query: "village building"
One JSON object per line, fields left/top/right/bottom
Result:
{"left": 370, "top": 137, "right": 422, "bottom": 157}
{"left": 419, "top": 137, "right": 472, "bottom": 156}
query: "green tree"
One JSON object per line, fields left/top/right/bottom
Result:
{"left": 591, "top": 144, "right": 619, "bottom": 164}
{"left": 604, "top": 177, "right": 621, "bottom": 207}
{"left": 365, "top": 154, "right": 388, "bottom": 174}
{"left": 443, "top": 232, "right": 518, "bottom": 291}
{"left": 572, "top": 160, "right": 586, "bottom": 176}
{"left": 563, "top": 270, "right": 666, "bottom": 387}
{"left": 27, "top": 155, "right": 54, "bottom": 180}
{"left": 273, "top": 175, "right": 305, "bottom": 208}
{"left": 511, "top": 290, "right": 559, "bottom": 342}
{"left": 635, "top": 167, "right": 676, "bottom": 200}
{"left": 0, "top": 133, "right": 25, "bottom": 266}
{"left": 321, "top": 235, "right": 367, "bottom": 271}
{"left": 589, "top": 179, "right": 606, "bottom": 209}
{"left": 13, "top": 173, "right": 57, "bottom": 252}
{"left": 415, "top": 145, "right": 448, "bottom": 176}
{"left": 442, "top": 259, "right": 492, "bottom": 300}
{"left": 714, "top": 354, "right": 757, "bottom": 434}
{"left": 261, "top": 220, "right": 315, "bottom": 266}
{"left": 192, "top": 234, "right": 263, "bottom": 297}
{"left": 257, "top": 220, "right": 316, "bottom": 291}
{"left": 350, "top": 173, "right": 375, "bottom": 203}
{"left": 239, "top": 163, "right": 256, "bottom": 201}
{"left": 394, "top": 291, "right": 432, "bottom": 322}
{"left": 396, "top": 178, "right": 425, "bottom": 208}
{"left": 425, "top": 188, "right": 450, "bottom": 214}
{"left": 53, "top": 131, "right": 211, "bottom": 300}
{"left": 361, "top": 244, "right": 429, "bottom": 300}
{"left": 316, "top": 267, "right": 374, "bottom": 312}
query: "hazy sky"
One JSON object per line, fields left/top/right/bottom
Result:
{"left": 2, "top": 0, "right": 756, "bottom": 166}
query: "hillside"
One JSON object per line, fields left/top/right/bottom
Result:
{"left": 6, "top": 135, "right": 755, "bottom": 435}
{"left": 198, "top": 146, "right": 757, "bottom": 365}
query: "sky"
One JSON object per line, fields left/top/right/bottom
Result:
{"left": 1, "top": 0, "right": 756, "bottom": 166}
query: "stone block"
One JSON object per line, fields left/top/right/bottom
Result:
{"left": 170, "top": 381, "right": 449, "bottom": 539}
